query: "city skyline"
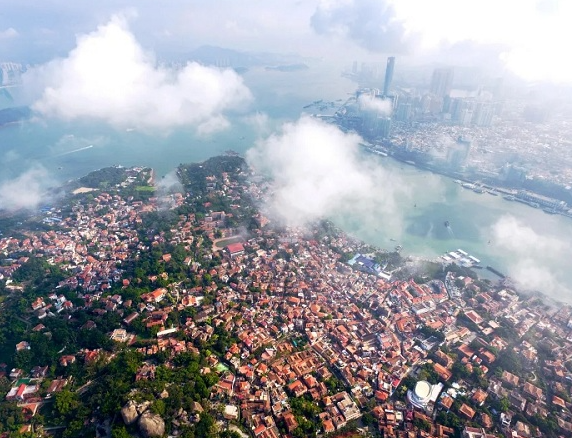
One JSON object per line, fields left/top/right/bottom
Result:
{"left": 0, "top": 0, "right": 571, "bottom": 84}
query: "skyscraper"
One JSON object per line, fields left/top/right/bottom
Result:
{"left": 447, "top": 136, "right": 472, "bottom": 170}
{"left": 471, "top": 102, "right": 495, "bottom": 127}
{"left": 383, "top": 57, "right": 395, "bottom": 97}
{"left": 430, "top": 67, "right": 454, "bottom": 97}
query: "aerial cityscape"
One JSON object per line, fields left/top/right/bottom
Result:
{"left": 1, "top": 1, "right": 572, "bottom": 438}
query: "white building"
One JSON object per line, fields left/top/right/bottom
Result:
{"left": 407, "top": 380, "right": 444, "bottom": 410}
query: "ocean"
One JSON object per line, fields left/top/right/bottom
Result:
{"left": 1, "top": 61, "right": 572, "bottom": 302}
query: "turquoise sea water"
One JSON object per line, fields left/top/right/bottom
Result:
{"left": 1, "top": 63, "right": 572, "bottom": 301}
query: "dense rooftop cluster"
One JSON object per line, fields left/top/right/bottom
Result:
{"left": 391, "top": 114, "right": 572, "bottom": 186}
{"left": 0, "top": 157, "right": 571, "bottom": 438}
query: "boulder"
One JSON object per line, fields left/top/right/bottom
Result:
{"left": 136, "top": 401, "right": 152, "bottom": 415}
{"left": 192, "top": 401, "right": 204, "bottom": 413}
{"left": 138, "top": 411, "right": 165, "bottom": 438}
{"left": 120, "top": 401, "right": 139, "bottom": 426}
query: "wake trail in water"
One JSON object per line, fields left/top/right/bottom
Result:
{"left": 426, "top": 222, "right": 434, "bottom": 238}
{"left": 54, "top": 144, "right": 94, "bottom": 157}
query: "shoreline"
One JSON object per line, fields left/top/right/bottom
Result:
{"left": 377, "top": 149, "right": 571, "bottom": 220}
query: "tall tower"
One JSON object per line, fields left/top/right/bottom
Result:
{"left": 431, "top": 67, "right": 454, "bottom": 97}
{"left": 447, "top": 136, "right": 472, "bottom": 170}
{"left": 383, "top": 57, "right": 395, "bottom": 97}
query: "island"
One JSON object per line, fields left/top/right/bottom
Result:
{"left": 0, "top": 155, "right": 569, "bottom": 438}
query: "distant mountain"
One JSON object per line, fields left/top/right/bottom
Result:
{"left": 265, "top": 63, "right": 309, "bottom": 72}
{"left": 0, "top": 106, "right": 31, "bottom": 127}
{"left": 187, "top": 45, "right": 305, "bottom": 69}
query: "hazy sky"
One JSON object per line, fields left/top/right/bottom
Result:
{"left": 1, "top": 0, "right": 571, "bottom": 83}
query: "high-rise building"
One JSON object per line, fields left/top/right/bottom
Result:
{"left": 361, "top": 113, "right": 391, "bottom": 140}
{"left": 431, "top": 67, "right": 454, "bottom": 97}
{"left": 395, "top": 102, "right": 412, "bottom": 122}
{"left": 352, "top": 60, "right": 358, "bottom": 74}
{"left": 449, "top": 98, "right": 475, "bottom": 126}
{"left": 447, "top": 136, "right": 472, "bottom": 170}
{"left": 471, "top": 102, "right": 495, "bottom": 127}
{"left": 383, "top": 57, "right": 395, "bottom": 97}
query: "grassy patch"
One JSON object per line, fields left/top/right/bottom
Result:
{"left": 135, "top": 186, "right": 155, "bottom": 192}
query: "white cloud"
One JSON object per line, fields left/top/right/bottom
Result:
{"left": 309, "top": 0, "right": 572, "bottom": 83}
{"left": 243, "top": 112, "right": 271, "bottom": 137}
{"left": 357, "top": 94, "right": 392, "bottom": 115}
{"left": 490, "top": 215, "right": 572, "bottom": 300}
{"left": 154, "top": 170, "right": 184, "bottom": 210}
{"left": 155, "top": 170, "right": 183, "bottom": 195}
{"left": 0, "top": 27, "right": 18, "bottom": 39}
{"left": 0, "top": 166, "right": 56, "bottom": 212}
{"left": 392, "top": 0, "right": 572, "bottom": 82}
{"left": 311, "top": 0, "right": 416, "bottom": 54}
{"left": 3, "top": 150, "right": 20, "bottom": 163}
{"left": 246, "top": 116, "right": 408, "bottom": 233}
{"left": 27, "top": 15, "right": 252, "bottom": 131}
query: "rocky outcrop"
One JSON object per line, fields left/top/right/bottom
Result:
{"left": 171, "top": 408, "right": 190, "bottom": 428}
{"left": 138, "top": 411, "right": 165, "bottom": 438}
{"left": 137, "top": 401, "right": 152, "bottom": 415}
{"left": 120, "top": 401, "right": 139, "bottom": 426}
{"left": 121, "top": 400, "right": 152, "bottom": 426}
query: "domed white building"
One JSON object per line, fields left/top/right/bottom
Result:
{"left": 407, "top": 380, "right": 443, "bottom": 410}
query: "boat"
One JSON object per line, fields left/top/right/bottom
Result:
{"left": 395, "top": 245, "right": 403, "bottom": 252}
{"left": 503, "top": 195, "right": 516, "bottom": 201}
{"left": 473, "top": 187, "right": 485, "bottom": 194}
{"left": 488, "top": 191, "right": 499, "bottom": 196}
{"left": 444, "top": 221, "right": 450, "bottom": 227}
{"left": 543, "top": 208, "right": 557, "bottom": 214}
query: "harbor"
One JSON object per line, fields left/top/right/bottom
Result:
{"left": 439, "top": 248, "right": 481, "bottom": 268}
